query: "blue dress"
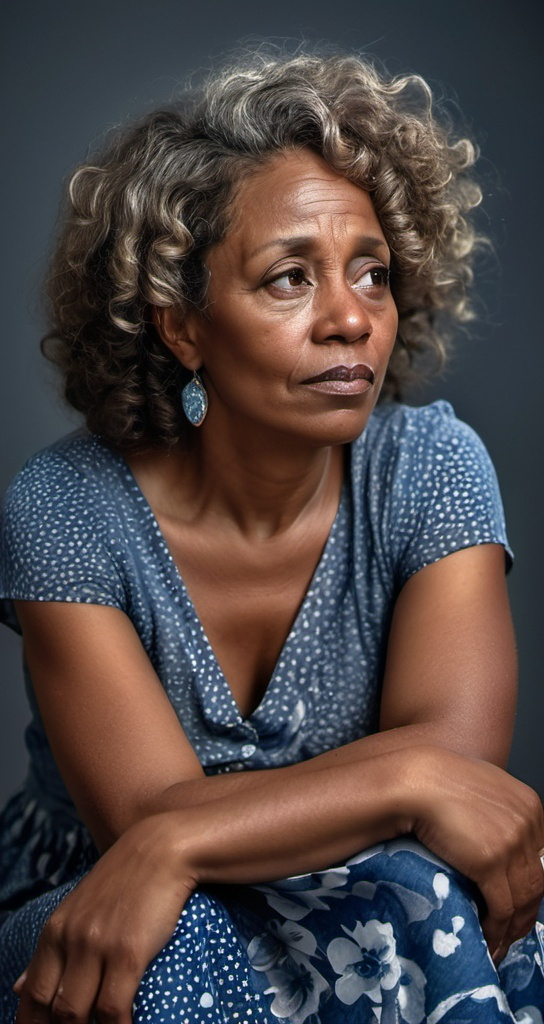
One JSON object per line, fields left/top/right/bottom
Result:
{"left": 0, "top": 400, "right": 543, "bottom": 1023}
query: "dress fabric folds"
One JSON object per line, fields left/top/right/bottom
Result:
{"left": 0, "top": 401, "right": 542, "bottom": 1022}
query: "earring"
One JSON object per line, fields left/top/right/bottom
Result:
{"left": 181, "top": 371, "right": 208, "bottom": 426}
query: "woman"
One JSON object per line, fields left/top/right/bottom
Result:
{"left": 1, "top": 50, "right": 543, "bottom": 1023}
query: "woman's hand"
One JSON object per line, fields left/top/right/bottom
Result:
{"left": 11, "top": 748, "right": 544, "bottom": 1022}
{"left": 14, "top": 814, "right": 194, "bottom": 1024}
{"left": 409, "top": 746, "right": 544, "bottom": 964}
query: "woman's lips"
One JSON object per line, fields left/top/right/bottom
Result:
{"left": 300, "top": 363, "right": 375, "bottom": 395}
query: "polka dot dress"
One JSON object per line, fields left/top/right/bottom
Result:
{"left": 2, "top": 400, "right": 538, "bottom": 1023}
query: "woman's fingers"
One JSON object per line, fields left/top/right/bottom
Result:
{"left": 15, "top": 928, "right": 64, "bottom": 1023}
{"left": 477, "top": 870, "right": 515, "bottom": 963}
{"left": 413, "top": 748, "right": 544, "bottom": 960}
{"left": 475, "top": 841, "right": 544, "bottom": 964}
{"left": 13, "top": 971, "right": 27, "bottom": 994}
{"left": 50, "top": 953, "right": 103, "bottom": 1024}
{"left": 14, "top": 905, "right": 103, "bottom": 1024}
{"left": 12, "top": 817, "right": 193, "bottom": 1024}
{"left": 93, "top": 962, "right": 143, "bottom": 1024}
{"left": 499, "top": 848, "right": 544, "bottom": 956}
{"left": 15, "top": 935, "right": 148, "bottom": 1024}
{"left": 14, "top": 941, "right": 138, "bottom": 1024}
{"left": 49, "top": 953, "right": 138, "bottom": 1024}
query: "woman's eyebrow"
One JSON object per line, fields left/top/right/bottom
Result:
{"left": 248, "top": 235, "right": 310, "bottom": 258}
{"left": 248, "top": 234, "right": 389, "bottom": 259}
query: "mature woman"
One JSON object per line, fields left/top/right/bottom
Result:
{"left": 0, "top": 50, "right": 543, "bottom": 1024}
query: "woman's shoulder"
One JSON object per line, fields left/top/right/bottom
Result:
{"left": 353, "top": 399, "right": 492, "bottom": 473}
{"left": 9, "top": 430, "right": 120, "bottom": 484}
{"left": 362, "top": 398, "right": 472, "bottom": 443}
{"left": 351, "top": 400, "right": 511, "bottom": 583}
{"left": 1, "top": 429, "right": 132, "bottom": 566}
{"left": 0, "top": 432, "right": 129, "bottom": 619}
{"left": 3, "top": 431, "right": 125, "bottom": 515}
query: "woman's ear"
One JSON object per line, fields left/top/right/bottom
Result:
{"left": 152, "top": 306, "right": 203, "bottom": 372}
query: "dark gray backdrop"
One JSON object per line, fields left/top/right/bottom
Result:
{"left": 1, "top": 0, "right": 542, "bottom": 806}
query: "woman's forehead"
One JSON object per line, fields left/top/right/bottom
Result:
{"left": 222, "top": 149, "right": 385, "bottom": 258}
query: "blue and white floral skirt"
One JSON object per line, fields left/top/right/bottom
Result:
{"left": 1, "top": 831, "right": 543, "bottom": 1023}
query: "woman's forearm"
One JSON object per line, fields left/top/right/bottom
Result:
{"left": 20, "top": 742, "right": 542, "bottom": 1024}
{"left": 138, "top": 720, "right": 475, "bottom": 825}
{"left": 166, "top": 746, "right": 416, "bottom": 887}
{"left": 162, "top": 741, "right": 543, "bottom": 969}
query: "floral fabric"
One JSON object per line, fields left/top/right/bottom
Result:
{"left": 2, "top": 837, "right": 542, "bottom": 1022}
{"left": 224, "top": 840, "right": 544, "bottom": 1023}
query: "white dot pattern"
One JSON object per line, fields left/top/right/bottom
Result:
{"left": 133, "top": 892, "right": 272, "bottom": 1023}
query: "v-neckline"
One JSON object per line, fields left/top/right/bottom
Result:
{"left": 113, "top": 449, "right": 351, "bottom": 724}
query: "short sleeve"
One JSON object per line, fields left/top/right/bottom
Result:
{"left": 0, "top": 445, "right": 126, "bottom": 633}
{"left": 388, "top": 401, "right": 512, "bottom": 588}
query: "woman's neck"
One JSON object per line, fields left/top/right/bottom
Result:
{"left": 126, "top": 427, "right": 345, "bottom": 542}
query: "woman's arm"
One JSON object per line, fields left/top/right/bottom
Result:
{"left": 378, "top": 540, "right": 517, "bottom": 765}
{"left": 157, "top": 538, "right": 517, "bottom": 809}
{"left": 14, "top": 747, "right": 544, "bottom": 1024}
{"left": 73, "top": 541, "right": 518, "bottom": 824}
{"left": 13, "top": 543, "right": 544, "bottom": 1022}
{"left": 14, "top": 544, "right": 515, "bottom": 846}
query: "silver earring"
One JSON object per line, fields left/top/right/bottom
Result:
{"left": 181, "top": 371, "right": 208, "bottom": 426}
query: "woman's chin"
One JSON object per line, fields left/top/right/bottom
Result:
{"left": 298, "top": 406, "right": 379, "bottom": 449}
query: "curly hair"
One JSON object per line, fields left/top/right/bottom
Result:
{"left": 43, "top": 49, "right": 484, "bottom": 451}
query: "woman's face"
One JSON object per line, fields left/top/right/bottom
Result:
{"left": 181, "top": 148, "right": 399, "bottom": 448}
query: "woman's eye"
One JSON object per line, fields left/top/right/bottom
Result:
{"left": 268, "top": 268, "right": 310, "bottom": 291}
{"left": 355, "top": 266, "right": 390, "bottom": 291}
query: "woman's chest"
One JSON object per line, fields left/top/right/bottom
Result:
{"left": 123, "top": 499, "right": 391, "bottom": 768}
{"left": 156, "top": 518, "right": 334, "bottom": 718}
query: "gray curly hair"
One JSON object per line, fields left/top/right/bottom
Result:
{"left": 43, "top": 49, "right": 483, "bottom": 450}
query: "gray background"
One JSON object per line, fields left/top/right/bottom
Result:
{"left": 1, "top": 0, "right": 542, "bottom": 806}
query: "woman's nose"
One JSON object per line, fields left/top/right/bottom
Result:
{"left": 311, "top": 279, "right": 372, "bottom": 345}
